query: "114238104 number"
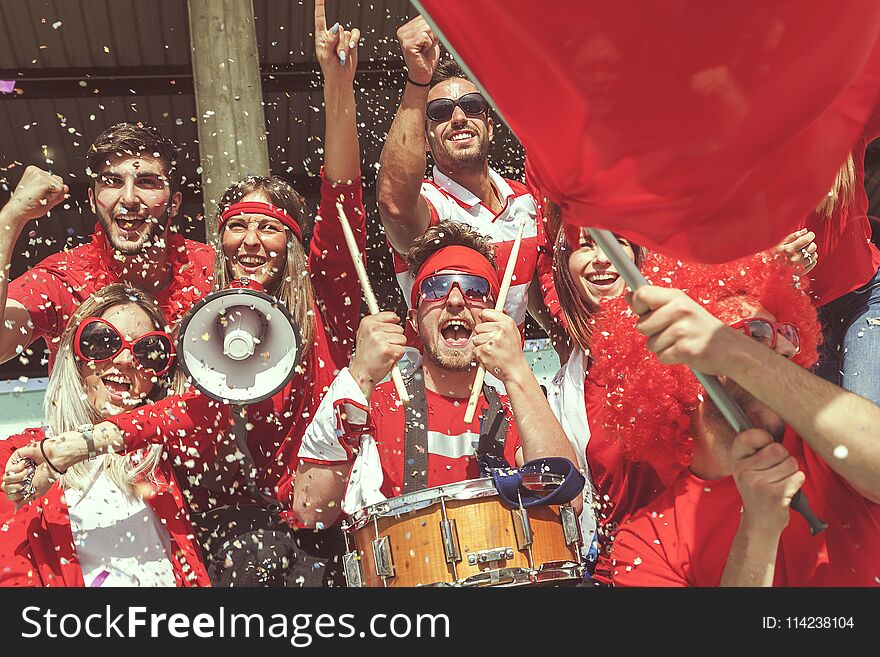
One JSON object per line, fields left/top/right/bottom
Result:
{"left": 786, "top": 617, "right": 854, "bottom": 629}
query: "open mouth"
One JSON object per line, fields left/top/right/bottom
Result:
{"left": 236, "top": 254, "right": 268, "bottom": 272}
{"left": 440, "top": 318, "right": 474, "bottom": 348}
{"left": 114, "top": 216, "right": 147, "bottom": 233}
{"left": 448, "top": 129, "right": 477, "bottom": 144}
{"left": 101, "top": 373, "right": 137, "bottom": 405}
{"left": 586, "top": 272, "right": 620, "bottom": 290}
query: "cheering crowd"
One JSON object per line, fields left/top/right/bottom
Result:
{"left": 0, "top": 3, "right": 878, "bottom": 588}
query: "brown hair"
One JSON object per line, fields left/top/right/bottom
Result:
{"left": 215, "top": 175, "right": 316, "bottom": 356}
{"left": 406, "top": 220, "right": 496, "bottom": 276}
{"left": 430, "top": 58, "right": 470, "bottom": 88}
{"left": 87, "top": 122, "right": 182, "bottom": 194}
{"left": 554, "top": 220, "right": 645, "bottom": 352}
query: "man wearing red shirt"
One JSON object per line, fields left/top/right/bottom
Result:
{"left": 598, "top": 254, "right": 880, "bottom": 587}
{"left": 293, "top": 221, "right": 579, "bottom": 527}
{"left": 0, "top": 122, "right": 214, "bottom": 368}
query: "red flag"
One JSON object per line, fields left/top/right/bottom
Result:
{"left": 415, "top": 1, "right": 880, "bottom": 262}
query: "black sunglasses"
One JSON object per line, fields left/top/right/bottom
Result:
{"left": 425, "top": 92, "right": 489, "bottom": 123}
{"left": 75, "top": 317, "right": 176, "bottom": 375}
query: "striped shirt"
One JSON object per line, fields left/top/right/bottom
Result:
{"left": 298, "top": 371, "right": 522, "bottom": 499}
{"left": 392, "top": 166, "right": 540, "bottom": 328}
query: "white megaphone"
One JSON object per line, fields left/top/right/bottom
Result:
{"left": 177, "top": 277, "right": 300, "bottom": 405}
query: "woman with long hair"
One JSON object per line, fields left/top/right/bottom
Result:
{"left": 0, "top": 284, "right": 209, "bottom": 586}
{"left": 4, "top": 4, "right": 367, "bottom": 587}
{"left": 545, "top": 219, "right": 652, "bottom": 585}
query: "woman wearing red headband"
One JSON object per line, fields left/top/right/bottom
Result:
{"left": 0, "top": 284, "right": 209, "bottom": 586}
{"left": 3, "top": 4, "right": 367, "bottom": 587}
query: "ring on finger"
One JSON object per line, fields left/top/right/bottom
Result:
{"left": 800, "top": 247, "right": 814, "bottom": 263}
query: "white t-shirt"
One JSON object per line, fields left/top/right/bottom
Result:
{"left": 64, "top": 456, "right": 176, "bottom": 587}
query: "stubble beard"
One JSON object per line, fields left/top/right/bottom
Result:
{"left": 422, "top": 335, "right": 475, "bottom": 373}
{"left": 98, "top": 210, "right": 171, "bottom": 256}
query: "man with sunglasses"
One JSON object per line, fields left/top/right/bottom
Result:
{"left": 595, "top": 254, "right": 880, "bottom": 587}
{"left": 377, "top": 17, "right": 560, "bottom": 348}
{"left": 293, "top": 222, "right": 579, "bottom": 527}
{"left": 0, "top": 122, "right": 213, "bottom": 369}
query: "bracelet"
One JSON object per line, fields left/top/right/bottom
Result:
{"left": 40, "top": 437, "right": 67, "bottom": 476}
{"left": 78, "top": 423, "right": 97, "bottom": 461}
{"left": 406, "top": 75, "right": 431, "bottom": 88}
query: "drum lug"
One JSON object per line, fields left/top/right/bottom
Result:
{"left": 440, "top": 519, "right": 461, "bottom": 564}
{"left": 372, "top": 535, "right": 395, "bottom": 579}
{"left": 342, "top": 551, "right": 363, "bottom": 588}
{"left": 560, "top": 505, "right": 580, "bottom": 547}
{"left": 466, "top": 546, "right": 514, "bottom": 566}
{"left": 512, "top": 508, "right": 533, "bottom": 550}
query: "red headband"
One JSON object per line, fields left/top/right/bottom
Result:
{"left": 220, "top": 201, "right": 303, "bottom": 241}
{"left": 411, "top": 245, "right": 500, "bottom": 308}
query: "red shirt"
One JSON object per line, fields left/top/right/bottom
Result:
{"left": 7, "top": 229, "right": 214, "bottom": 367}
{"left": 584, "top": 371, "right": 667, "bottom": 583}
{"left": 0, "top": 428, "right": 210, "bottom": 587}
{"left": 610, "top": 427, "right": 880, "bottom": 587}
{"left": 348, "top": 380, "right": 522, "bottom": 498}
{"left": 804, "top": 130, "right": 880, "bottom": 306}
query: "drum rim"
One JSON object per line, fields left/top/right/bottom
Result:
{"left": 345, "top": 473, "right": 567, "bottom": 530}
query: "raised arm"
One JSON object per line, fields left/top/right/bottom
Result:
{"left": 376, "top": 16, "right": 439, "bottom": 254}
{"left": 631, "top": 285, "right": 880, "bottom": 502}
{"left": 0, "top": 166, "right": 68, "bottom": 363}
{"left": 310, "top": 1, "right": 366, "bottom": 359}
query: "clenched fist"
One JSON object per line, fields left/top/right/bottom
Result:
{"left": 396, "top": 16, "right": 441, "bottom": 86}
{"left": 2, "top": 165, "right": 69, "bottom": 226}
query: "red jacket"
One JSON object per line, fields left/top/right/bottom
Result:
{"left": 0, "top": 428, "right": 210, "bottom": 587}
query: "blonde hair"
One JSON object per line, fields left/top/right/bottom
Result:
{"left": 816, "top": 153, "right": 856, "bottom": 218}
{"left": 214, "top": 176, "right": 316, "bottom": 358}
{"left": 47, "top": 284, "right": 179, "bottom": 496}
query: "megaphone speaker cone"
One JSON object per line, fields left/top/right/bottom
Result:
{"left": 178, "top": 286, "right": 301, "bottom": 405}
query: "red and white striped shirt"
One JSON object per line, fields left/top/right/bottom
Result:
{"left": 392, "top": 166, "right": 540, "bottom": 328}
{"left": 298, "top": 368, "right": 522, "bottom": 500}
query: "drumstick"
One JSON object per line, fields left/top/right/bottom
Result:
{"left": 336, "top": 202, "right": 410, "bottom": 404}
{"left": 463, "top": 220, "right": 526, "bottom": 423}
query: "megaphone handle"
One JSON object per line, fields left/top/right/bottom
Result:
{"left": 336, "top": 202, "right": 410, "bottom": 404}
{"left": 231, "top": 405, "right": 282, "bottom": 512}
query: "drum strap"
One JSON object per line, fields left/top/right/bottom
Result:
{"left": 402, "top": 369, "right": 509, "bottom": 492}
{"left": 476, "top": 384, "right": 509, "bottom": 473}
{"left": 403, "top": 369, "right": 430, "bottom": 493}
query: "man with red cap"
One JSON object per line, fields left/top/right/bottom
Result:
{"left": 293, "top": 220, "right": 579, "bottom": 526}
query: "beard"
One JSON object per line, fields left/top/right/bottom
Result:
{"left": 703, "top": 377, "right": 785, "bottom": 441}
{"left": 421, "top": 333, "right": 476, "bottom": 372}
{"left": 429, "top": 133, "right": 490, "bottom": 174}
{"left": 98, "top": 206, "right": 172, "bottom": 256}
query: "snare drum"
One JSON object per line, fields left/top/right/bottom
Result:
{"left": 341, "top": 475, "right": 582, "bottom": 587}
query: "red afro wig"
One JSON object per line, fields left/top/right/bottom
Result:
{"left": 588, "top": 251, "right": 821, "bottom": 484}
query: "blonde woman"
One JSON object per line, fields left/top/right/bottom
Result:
{"left": 0, "top": 284, "right": 209, "bottom": 586}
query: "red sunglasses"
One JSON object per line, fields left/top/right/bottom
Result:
{"left": 729, "top": 318, "right": 800, "bottom": 356}
{"left": 74, "top": 317, "right": 176, "bottom": 375}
